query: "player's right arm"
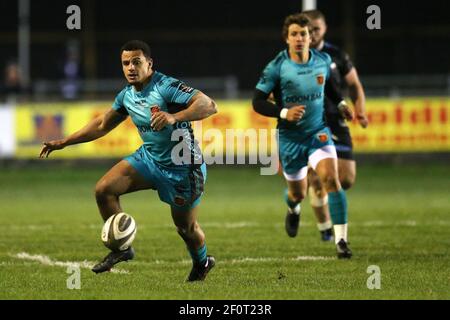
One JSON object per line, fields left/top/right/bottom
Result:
{"left": 253, "top": 89, "right": 305, "bottom": 121}
{"left": 252, "top": 56, "right": 305, "bottom": 122}
{"left": 39, "top": 109, "right": 127, "bottom": 158}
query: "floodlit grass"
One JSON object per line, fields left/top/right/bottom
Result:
{"left": 0, "top": 163, "right": 449, "bottom": 299}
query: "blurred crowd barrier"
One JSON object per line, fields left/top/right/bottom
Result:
{"left": 0, "top": 98, "right": 449, "bottom": 159}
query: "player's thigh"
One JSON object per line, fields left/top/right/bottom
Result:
{"left": 338, "top": 158, "right": 356, "bottom": 186}
{"left": 96, "top": 160, "right": 155, "bottom": 196}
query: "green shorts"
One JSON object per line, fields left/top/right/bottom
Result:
{"left": 125, "top": 146, "right": 206, "bottom": 211}
{"left": 279, "top": 127, "right": 336, "bottom": 177}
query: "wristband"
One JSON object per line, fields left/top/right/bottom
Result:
{"left": 280, "top": 108, "right": 289, "bottom": 119}
{"left": 337, "top": 101, "right": 347, "bottom": 112}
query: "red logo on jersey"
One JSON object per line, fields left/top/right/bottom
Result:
{"left": 316, "top": 74, "right": 324, "bottom": 85}
{"left": 318, "top": 132, "right": 328, "bottom": 143}
{"left": 150, "top": 105, "right": 160, "bottom": 115}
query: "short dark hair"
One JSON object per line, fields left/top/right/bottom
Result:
{"left": 120, "top": 40, "right": 151, "bottom": 59}
{"left": 282, "top": 13, "right": 311, "bottom": 39}
{"left": 302, "top": 9, "right": 326, "bottom": 23}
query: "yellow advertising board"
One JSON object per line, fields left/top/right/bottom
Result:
{"left": 347, "top": 98, "right": 450, "bottom": 152}
{"left": 15, "top": 102, "right": 142, "bottom": 158}
{"left": 14, "top": 98, "right": 450, "bottom": 158}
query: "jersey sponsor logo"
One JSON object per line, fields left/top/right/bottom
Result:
{"left": 134, "top": 99, "right": 148, "bottom": 110}
{"left": 135, "top": 99, "right": 147, "bottom": 105}
{"left": 170, "top": 80, "right": 194, "bottom": 94}
{"left": 282, "top": 80, "right": 294, "bottom": 89}
{"left": 179, "top": 83, "right": 194, "bottom": 94}
{"left": 317, "top": 132, "right": 329, "bottom": 143}
{"left": 259, "top": 72, "right": 268, "bottom": 84}
{"left": 316, "top": 74, "right": 324, "bottom": 85}
{"left": 137, "top": 124, "right": 156, "bottom": 133}
{"left": 285, "top": 92, "right": 323, "bottom": 103}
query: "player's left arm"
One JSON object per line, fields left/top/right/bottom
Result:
{"left": 151, "top": 91, "right": 217, "bottom": 131}
{"left": 323, "top": 52, "right": 353, "bottom": 121}
{"left": 345, "top": 68, "right": 368, "bottom": 128}
{"left": 325, "top": 77, "right": 353, "bottom": 121}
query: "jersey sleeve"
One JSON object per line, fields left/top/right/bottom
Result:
{"left": 323, "top": 52, "right": 333, "bottom": 80}
{"left": 255, "top": 59, "right": 281, "bottom": 94}
{"left": 338, "top": 51, "right": 354, "bottom": 76}
{"left": 111, "top": 88, "right": 128, "bottom": 115}
{"left": 158, "top": 77, "right": 199, "bottom": 105}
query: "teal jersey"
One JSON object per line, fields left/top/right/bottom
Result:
{"left": 256, "top": 49, "right": 332, "bottom": 141}
{"left": 112, "top": 71, "right": 201, "bottom": 167}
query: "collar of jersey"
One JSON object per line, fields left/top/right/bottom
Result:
{"left": 132, "top": 71, "right": 158, "bottom": 96}
{"left": 285, "top": 49, "right": 314, "bottom": 67}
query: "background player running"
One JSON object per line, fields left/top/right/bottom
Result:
{"left": 39, "top": 40, "right": 217, "bottom": 280}
{"left": 303, "top": 9, "right": 368, "bottom": 242}
{"left": 252, "top": 13, "right": 354, "bottom": 258}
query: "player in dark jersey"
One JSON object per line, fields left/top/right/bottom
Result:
{"left": 39, "top": 40, "right": 217, "bottom": 281}
{"left": 253, "top": 13, "right": 354, "bottom": 258}
{"left": 303, "top": 10, "right": 368, "bottom": 242}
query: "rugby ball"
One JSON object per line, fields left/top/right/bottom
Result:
{"left": 101, "top": 212, "right": 137, "bottom": 252}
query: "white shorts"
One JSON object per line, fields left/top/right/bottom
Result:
{"left": 282, "top": 145, "right": 337, "bottom": 181}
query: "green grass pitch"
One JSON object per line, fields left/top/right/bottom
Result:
{"left": 0, "top": 163, "right": 449, "bottom": 299}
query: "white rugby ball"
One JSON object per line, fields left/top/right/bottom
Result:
{"left": 101, "top": 213, "right": 137, "bottom": 252}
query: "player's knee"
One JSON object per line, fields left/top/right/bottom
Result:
{"left": 340, "top": 176, "right": 355, "bottom": 190}
{"left": 308, "top": 186, "right": 328, "bottom": 206}
{"left": 308, "top": 174, "right": 323, "bottom": 192}
{"left": 321, "top": 175, "right": 340, "bottom": 192}
{"left": 95, "top": 180, "right": 112, "bottom": 199}
{"left": 177, "top": 222, "right": 202, "bottom": 241}
{"left": 176, "top": 227, "right": 189, "bottom": 241}
{"left": 289, "top": 189, "right": 305, "bottom": 203}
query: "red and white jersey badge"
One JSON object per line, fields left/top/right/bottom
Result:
{"left": 316, "top": 74, "right": 324, "bottom": 85}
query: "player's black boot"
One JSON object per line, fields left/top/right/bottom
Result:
{"left": 336, "top": 239, "right": 352, "bottom": 259}
{"left": 285, "top": 211, "right": 300, "bottom": 237}
{"left": 92, "top": 246, "right": 135, "bottom": 273}
{"left": 320, "top": 228, "right": 334, "bottom": 242}
{"left": 187, "top": 255, "right": 215, "bottom": 282}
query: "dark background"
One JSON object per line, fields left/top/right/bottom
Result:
{"left": 1, "top": 0, "right": 449, "bottom": 91}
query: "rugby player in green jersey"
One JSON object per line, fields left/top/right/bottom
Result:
{"left": 252, "top": 14, "right": 354, "bottom": 258}
{"left": 40, "top": 40, "right": 217, "bottom": 280}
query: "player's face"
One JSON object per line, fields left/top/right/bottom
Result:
{"left": 309, "top": 18, "right": 327, "bottom": 48}
{"left": 121, "top": 50, "right": 153, "bottom": 84}
{"left": 286, "top": 24, "right": 311, "bottom": 54}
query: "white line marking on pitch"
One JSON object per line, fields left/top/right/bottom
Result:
{"left": 8, "top": 253, "right": 333, "bottom": 271}
{"left": 10, "top": 252, "right": 130, "bottom": 274}
{"left": 132, "top": 255, "right": 334, "bottom": 266}
{"left": 229, "top": 256, "right": 334, "bottom": 263}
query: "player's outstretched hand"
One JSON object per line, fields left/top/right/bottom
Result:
{"left": 286, "top": 105, "right": 306, "bottom": 122}
{"left": 151, "top": 111, "right": 176, "bottom": 131}
{"left": 337, "top": 101, "right": 354, "bottom": 121}
{"left": 39, "top": 140, "right": 66, "bottom": 158}
{"left": 356, "top": 113, "right": 369, "bottom": 128}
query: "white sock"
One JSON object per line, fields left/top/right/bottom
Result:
{"left": 333, "top": 223, "right": 348, "bottom": 244}
{"left": 317, "top": 220, "right": 332, "bottom": 231}
{"left": 288, "top": 203, "right": 301, "bottom": 215}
